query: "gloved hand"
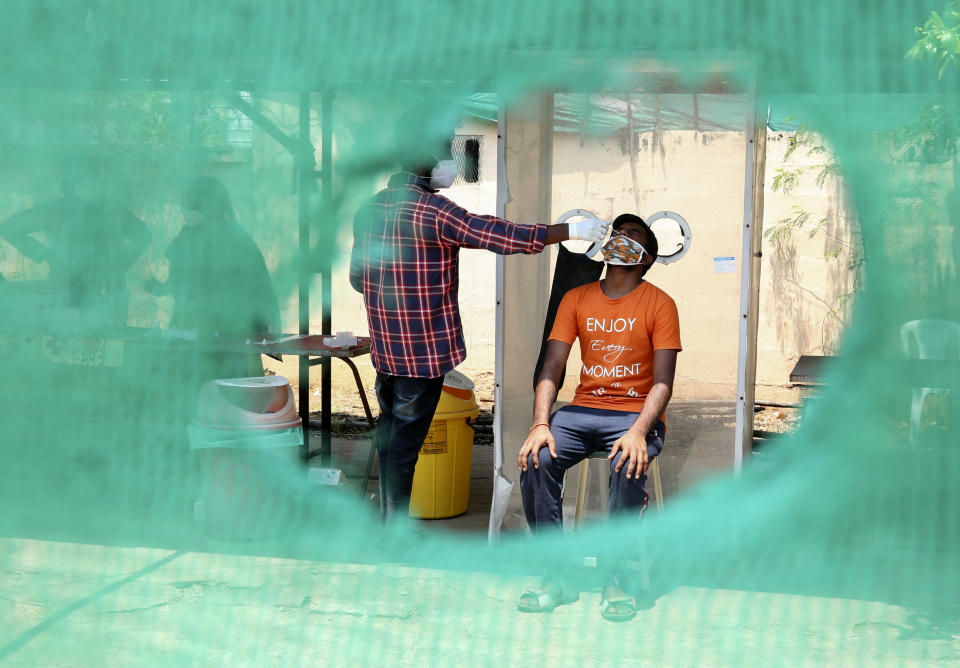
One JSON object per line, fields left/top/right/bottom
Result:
{"left": 567, "top": 217, "right": 610, "bottom": 243}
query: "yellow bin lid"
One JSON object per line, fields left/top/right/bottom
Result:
{"left": 435, "top": 369, "right": 480, "bottom": 420}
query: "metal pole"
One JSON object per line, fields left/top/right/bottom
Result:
{"left": 320, "top": 93, "right": 334, "bottom": 466}
{"left": 489, "top": 104, "right": 508, "bottom": 543}
{"left": 298, "top": 91, "right": 312, "bottom": 460}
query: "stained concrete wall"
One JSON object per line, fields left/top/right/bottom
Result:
{"left": 549, "top": 129, "right": 748, "bottom": 402}
{"left": 305, "top": 119, "right": 858, "bottom": 411}
{"left": 0, "top": 102, "right": 859, "bottom": 411}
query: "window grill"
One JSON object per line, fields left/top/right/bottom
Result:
{"left": 451, "top": 134, "right": 482, "bottom": 185}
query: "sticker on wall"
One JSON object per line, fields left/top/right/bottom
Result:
{"left": 714, "top": 256, "right": 735, "bottom": 273}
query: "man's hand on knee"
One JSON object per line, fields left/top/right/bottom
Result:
{"left": 609, "top": 428, "right": 649, "bottom": 479}
{"left": 518, "top": 425, "right": 557, "bottom": 471}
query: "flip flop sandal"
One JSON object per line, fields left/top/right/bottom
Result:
{"left": 600, "top": 593, "right": 637, "bottom": 622}
{"left": 516, "top": 585, "right": 579, "bottom": 613}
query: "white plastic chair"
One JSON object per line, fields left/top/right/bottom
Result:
{"left": 573, "top": 455, "right": 663, "bottom": 526}
{"left": 900, "top": 319, "right": 960, "bottom": 443}
{"left": 570, "top": 454, "right": 664, "bottom": 591}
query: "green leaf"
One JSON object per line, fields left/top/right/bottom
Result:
{"left": 815, "top": 163, "right": 840, "bottom": 189}
{"left": 772, "top": 167, "right": 802, "bottom": 194}
{"left": 808, "top": 216, "right": 827, "bottom": 238}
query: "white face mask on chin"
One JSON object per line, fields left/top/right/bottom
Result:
{"left": 430, "top": 159, "right": 459, "bottom": 189}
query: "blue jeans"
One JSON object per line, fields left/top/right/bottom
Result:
{"left": 520, "top": 405, "right": 665, "bottom": 532}
{"left": 374, "top": 372, "right": 445, "bottom": 521}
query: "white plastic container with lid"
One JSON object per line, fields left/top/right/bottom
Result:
{"left": 188, "top": 376, "right": 303, "bottom": 540}
{"left": 190, "top": 376, "right": 301, "bottom": 437}
{"left": 322, "top": 331, "right": 358, "bottom": 348}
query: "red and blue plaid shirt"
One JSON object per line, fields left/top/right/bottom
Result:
{"left": 350, "top": 173, "right": 547, "bottom": 378}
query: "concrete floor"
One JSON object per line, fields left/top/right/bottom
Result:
{"left": 7, "top": 404, "right": 953, "bottom": 665}
{"left": 2, "top": 536, "right": 944, "bottom": 666}
{"left": 313, "top": 400, "right": 742, "bottom": 535}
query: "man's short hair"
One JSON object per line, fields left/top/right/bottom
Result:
{"left": 612, "top": 213, "right": 658, "bottom": 262}
{"left": 395, "top": 108, "right": 457, "bottom": 174}
{"left": 184, "top": 176, "right": 236, "bottom": 224}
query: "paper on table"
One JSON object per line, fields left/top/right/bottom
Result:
{"left": 269, "top": 334, "right": 303, "bottom": 344}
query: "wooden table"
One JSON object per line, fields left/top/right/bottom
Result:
{"left": 136, "top": 332, "right": 378, "bottom": 489}
{"left": 210, "top": 332, "right": 377, "bottom": 444}
{"left": 241, "top": 335, "right": 378, "bottom": 488}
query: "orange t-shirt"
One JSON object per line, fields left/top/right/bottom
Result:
{"left": 549, "top": 280, "right": 682, "bottom": 414}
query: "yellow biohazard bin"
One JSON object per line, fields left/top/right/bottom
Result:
{"left": 409, "top": 370, "right": 480, "bottom": 519}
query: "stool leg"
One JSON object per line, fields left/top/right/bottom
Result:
{"left": 650, "top": 458, "right": 664, "bottom": 514}
{"left": 574, "top": 459, "right": 589, "bottom": 528}
{"left": 909, "top": 388, "right": 929, "bottom": 445}
{"left": 638, "top": 459, "right": 664, "bottom": 590}
{"left": 638, "top": 531, "right": 651, "bottom": 591}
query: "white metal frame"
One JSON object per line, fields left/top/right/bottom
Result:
{"left": 489, "top": 106, "right": 511, "bottom": 542}
{"left": 732, "top": 110, "right": 757, "bottom": 475}
{"left": 645, "top": 210, "right": 692, "bottom": 264}
{"left": 490, "top": 87, "right": 766, "bottom": 539}
{"left": 734, "top": 100, "right": 768, "bottom": 475}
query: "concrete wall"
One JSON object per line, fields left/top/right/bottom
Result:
{"left": 0, "top": 98, "right": 859, "bottom": 410}
{"left": 547, "top": 127, "right": 859, "bottom": 404}
{"left": 758, "top": 132, "right": 859, "bottom": 403}
{"left": 550, "top": 129, "right": 748, "bottom": 402}
{"left": 300, "top": 120, "right": 859, "bottom": 410}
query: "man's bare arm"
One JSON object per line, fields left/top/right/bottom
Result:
{"left": 608, "top": 348, "right": 679, "bottom": 478}
{"left": 518, "top": 339, "right": 572, "bottom": 471}
{"left": 532, "top": 340, "right": 572, "bottom": 423}
{"left": 630, "top": 349, "right": 678, "bottom": 435}
{"left": 543, "top": 224, "right": 571, "bottom": 246}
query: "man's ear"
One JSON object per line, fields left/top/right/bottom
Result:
{"left": 641, "top": 253, "right": 655, "bottom": 274}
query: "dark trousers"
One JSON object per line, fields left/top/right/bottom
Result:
{"left": 374, "top": 372, "right": 444, "bottom": 521}
{"left": 520, "top": 405, "right": 665, "bottom": 532}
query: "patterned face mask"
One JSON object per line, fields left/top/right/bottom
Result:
{"left": 600, "top": 230, "right": 649, "bottom": 265}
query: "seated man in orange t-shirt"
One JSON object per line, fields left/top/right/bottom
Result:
{"left": 517, "top": 214, "right": 681, "bottom": 621}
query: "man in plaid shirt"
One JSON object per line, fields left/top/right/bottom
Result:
{"left": 351, "top": 130, "right": 607, "bottom": 522}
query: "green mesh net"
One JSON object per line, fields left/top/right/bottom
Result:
{"left": 1, "top": 1, "right": 959, "bottom": 664}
